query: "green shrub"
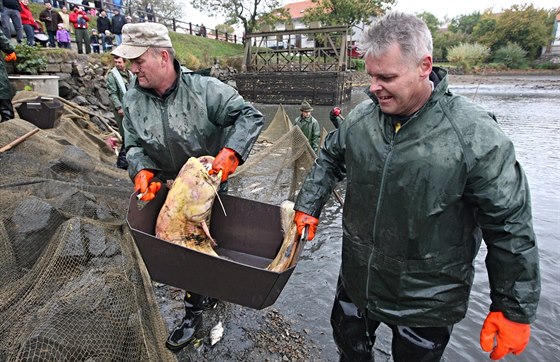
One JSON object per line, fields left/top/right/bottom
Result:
{"left": 351, "top": 59, "right": 365, "bottom": 71}
{"left": 447, "top": 43, "right": 490, "bottom": 72}
{"left": 492, "top": 42, "right": 528, "bottom": 69}
{"left": 13, "top": 45, "right": 47, "bottom": 74}
{"left": 533, "top": 61, "right": 560, "bottom": 70}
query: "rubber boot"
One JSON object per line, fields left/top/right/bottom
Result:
{"left": 331, "top": 277, "right": 375, "bottom": 362}
{"left": 116, "top": 145, "right": 128, "bottom": 169}
{"left": 165, "top": 292, "right": 218, "bottom": 351}
{"left": 0, "top": 99, "right": 14, "bottom": 122}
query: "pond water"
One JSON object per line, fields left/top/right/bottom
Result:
{"left": 251, "top": 80, "right": 560, "bottom": 361}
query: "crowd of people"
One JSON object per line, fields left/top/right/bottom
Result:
{"left": 0, "top": 0, "right": 156, "bottom": 53}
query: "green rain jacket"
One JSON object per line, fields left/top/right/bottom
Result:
{"left": 106, "top": 67, "right": 133, "bottom": 136}
{"left": 122, "top": 61, "right": 264, "bottom": 181}
{"left": 294, "top": 114, "right": 320, "bottom": 153}
{"left": 294, "top": 67, "right": 540, "bottom": 326}
{"left": 0, "top": 31, "right": 15, "bottom": 100}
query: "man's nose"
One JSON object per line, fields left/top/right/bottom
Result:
{"left": 369, "top": 79, "right": 382, "bottom": 93}
{"left": 130, "top": 63, "right": 139, "bottom": 73}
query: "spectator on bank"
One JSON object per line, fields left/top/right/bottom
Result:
{"left": 145, "top": 2, "right": 154, "bottom": 22}
{"left": 110, "top": 7, "right": 125, "bottom": 45}
{"left": 58, "top": 5, "right": 71, "bottom": 33}
{"left": 19, "top": 0, "right": 38, "bottom": 46}
{"left": 90, "top": 28, "right": 100, "bottom": 53}
{"left": 55, "top": 22, "right": 70, "bottom": 48}
{"left": 69, "top": 6, "right": 91, "bottom": 54}
{"left": 96, "top": 9, "right": 110, "bottom": 51}
{"left": 1, "top": 0, "right": 24, "bottom": 44}
{"left": 0, "top": 31, "right": 16, "bottom": 122}
{"left": 103, "top": 29, "right": 112, "bottom": 51}
{"left": 39, "top": 1, "right": 62, "bottom": 47}
{"left": 199, "top": 23, "right": 206, "bottom": 37}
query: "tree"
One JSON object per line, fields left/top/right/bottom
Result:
{"left": 416, "top": 11, "right": 441, "bottom": 37}
{"left": 301, "top": 0, "right": 395, "bottom": 28}
{"left": 448, "top": 12, "right": 481, "bottom": 37}
{"left": 189, "top": 0, "right": 288, "bottom": 37}
{"left": 433, "top": 30, "right": 467, "bottom": 61}
{"left": 216, "top": 23, "right": 235, "bottom": 35}
{"left": 490, "top": 4, "right": 554, "bottom": 59}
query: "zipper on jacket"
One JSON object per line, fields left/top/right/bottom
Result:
{"left": 159, "top": 99, "right": 179, "bottom": 172}
{"left": 364, "top": 126, "right": 398, "bottom": 315}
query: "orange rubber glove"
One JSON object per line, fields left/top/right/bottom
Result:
{"left": 480, "top": 311, "right": 531, "bottom": 360}
{"left": 209, "top": 147, "right": 239, "bottom": 182}
{"left": 294, "top": 211, "right": 319, "bottom": 241}
{"left": 4, "top": 52, "right": 16, "bottom": 62}
{"left": 134, "top": 169, "right": 162, "bottom": 201}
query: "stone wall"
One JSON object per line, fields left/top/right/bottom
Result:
{"left": 8, "top": 50, "right": 115, "bottom": 122}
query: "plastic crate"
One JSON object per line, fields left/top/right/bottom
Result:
{"left": 126, "top": 189, "right": 303, "bottom": 309}
{"left": 16, "top": 97, "right": 64, "bottom": 129}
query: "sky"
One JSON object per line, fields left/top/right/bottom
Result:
{"left": 392, "top": 0, "right": 559, "bottom": 21}
{"left": 179, "top": 0, "right": 560, "bottom": 35}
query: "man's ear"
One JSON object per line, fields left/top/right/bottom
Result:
{"left": 419, "top": 54, "right": 433, "bottom": 79}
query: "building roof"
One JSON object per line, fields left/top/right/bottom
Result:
{"left": 283, "top": 0, "right": 317, "bottom": 20}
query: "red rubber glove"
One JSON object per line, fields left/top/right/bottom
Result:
{"left": 331, "top": 107, "right": 341, "bottom": 117}
{"left": 480, "top": 311, "right": 531, "bottom": 360}
{"left": 294, "top": 211, "right": 319, "bottom": 241}
{"left": 209, "top": 148, "right": 239, "bottom": 182}
{"left": 134, "top": 169, "right": 162, "bottom": 201}
{"left": 4, "top": 52, "right": 16, "bottom": 62}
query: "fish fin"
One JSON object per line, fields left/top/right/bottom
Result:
{"left": 201, "top": 220, "right": 217, "bottom": 247}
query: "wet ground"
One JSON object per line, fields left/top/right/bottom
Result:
{"left": 156, "top": 71, "right": 560, "bottom": 361}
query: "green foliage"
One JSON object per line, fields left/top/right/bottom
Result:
{"left": 13, "top": 45, "right": 47, "bottom": 75}
{"left": 471, "top": 11, "right": 497, "bottom": 45}
{"left": 488, "top": 4, "right": 554, "bottom": 59}
{"left": 169, "top": 31, "right": 244, "bottom": 70}
{"left": 216, "top": 24, "right": 235, "bottom": 35}
{"left": 433, "top": 31, "right": 467, "bottom": 61}
{"left": 448, "top": 12, "right": 481, "bottom": 36}
{"left": 492, "top": 42, "right": 528, "bottom": 69}
{"left": 416, "top": 11, "right": 441, "bottom": 38}
{"left": 351, "top": 58, "right": 365, "bottom": 71}
{"left": 532, "top": 61, "right": 560, "bottom": 70}
{"left": 447, "top": 42, "right": 490, "bottom": 71}
{"left": 302, "top": 0, "right": 394, "bottom": 28}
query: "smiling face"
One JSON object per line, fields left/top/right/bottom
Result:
{"left": 130, "top": 48, "right": 177, "bottom": 95}
{"left": 365, "top": 42, "right": 433, "bottom": 117}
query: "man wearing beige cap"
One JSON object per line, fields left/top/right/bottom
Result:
{"left": 112, "top": 23, "right": 264, "bottom": 351}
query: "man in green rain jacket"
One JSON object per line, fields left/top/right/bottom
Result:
{"left": 293, "top": 12, "right": 540, "bottom": 362}
{"left": 112, "top": 23, "right": 264, "bottom": 351}
{"left": 294, "top": 100, "right": 320, "bottom": 153}
{"left": 0, "top": 28, "right": 17, "bottom": 122}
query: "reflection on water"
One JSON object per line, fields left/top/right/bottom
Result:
{"left": 245, "top": 85, "right": 560, "bottom": 361}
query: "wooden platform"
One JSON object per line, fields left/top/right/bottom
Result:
{"left": 235, "top": 71, "right": 352, "bottom": 105}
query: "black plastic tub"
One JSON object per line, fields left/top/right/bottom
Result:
{"left": 126, "top": 188, "right": 301, "bottom": 309}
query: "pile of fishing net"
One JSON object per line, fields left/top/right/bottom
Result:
{"left": 0, "top": 91, "right": 318, "bottom": 361}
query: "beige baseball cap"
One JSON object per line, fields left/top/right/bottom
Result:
{"left": 111, "top": 23, "right": 173, "bottom": 59}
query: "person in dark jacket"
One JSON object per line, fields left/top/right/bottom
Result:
{"left": 39, "top": 1, "right": 62, "bottom": 47}
{"left": 109, "top": 7, "right": 125, "bottom": 45}
{"left": 293, "top": 12, "right": 540, "bottom": 362}
{"left": 111, "top": 23, "right": 264, "bottom": 351}
{"left": 329, "top": 106, "right": 343, "bottom": 129}
{"left": 0, "top": 30, "right": 16, "bottom": 121}
{"left": 1, "top": 0, "right": 23, "bottom": 44}
{"left": 96, "top": 9, "right": 110, "bottom": 51}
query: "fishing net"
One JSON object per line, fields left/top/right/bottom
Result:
{"left": 0, "top": 92, "right": 317, "bottom": 361}
{"left": 0, "top": 91, "right": 175, "bottom": 362}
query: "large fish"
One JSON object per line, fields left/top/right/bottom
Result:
{"left": 155, "top": 156, "right": 222, "bottom": 257}
{"left": 266, "top": 201, "right": 300, "bottom": 272}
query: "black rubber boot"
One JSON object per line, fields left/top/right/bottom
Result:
{"left": 0, "top": 99, "right": 14, "bottom": 122}
{"left": 116, "top": 145, "right": 128, "bottom": 170}
{"left": 165, "top": 292, "right": 219, "bottom": 351}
